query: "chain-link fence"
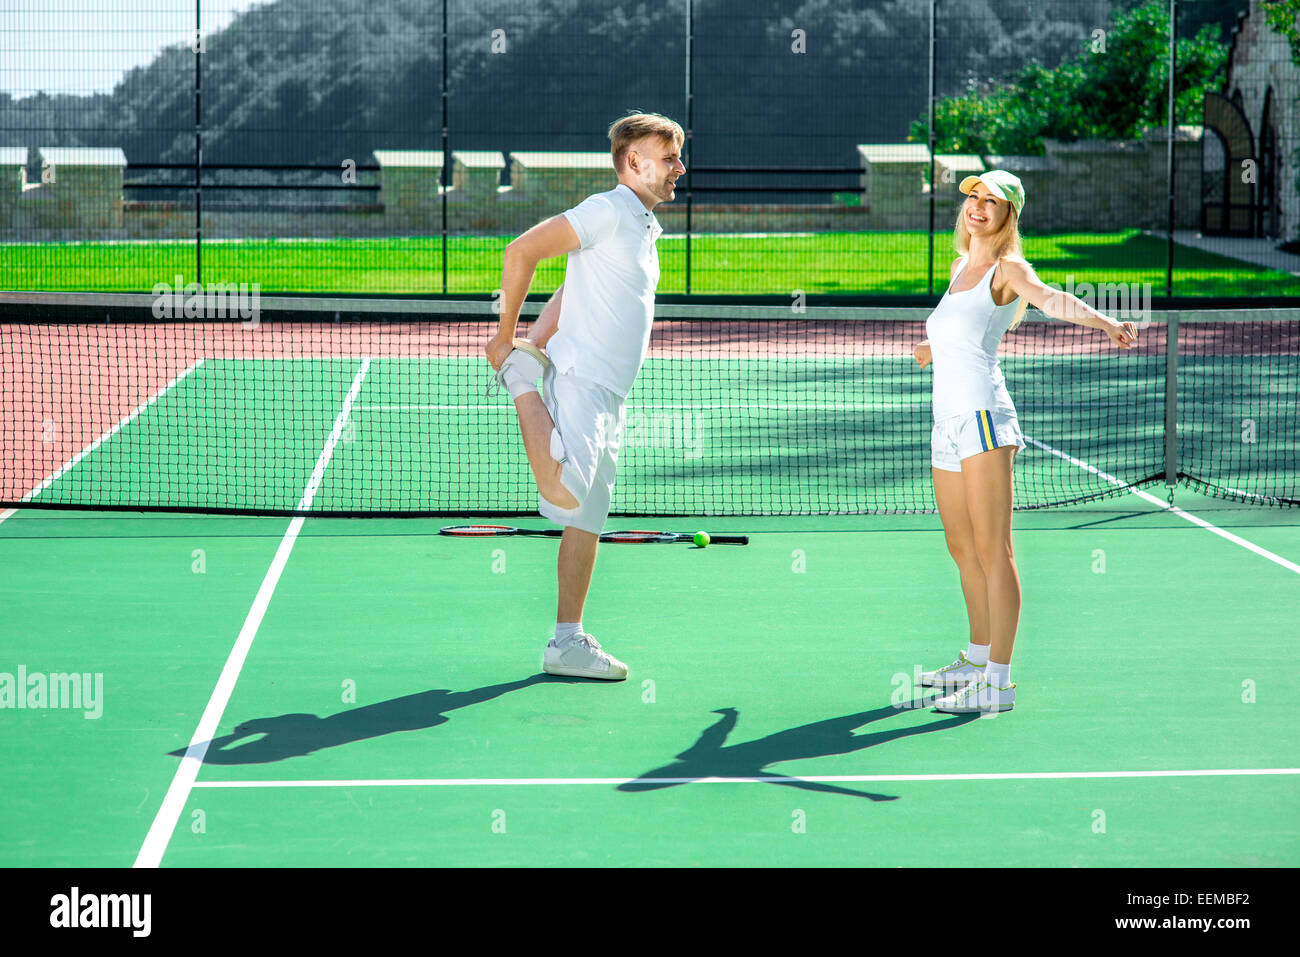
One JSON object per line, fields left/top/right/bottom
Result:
{"left": 2, "top": 0, "right": 1297, "bottom": 301}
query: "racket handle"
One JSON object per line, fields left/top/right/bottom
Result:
{"left": 709, "top": 535, "right": 749, "bottom": 545}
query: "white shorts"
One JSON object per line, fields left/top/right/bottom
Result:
{"left": 931, "top": 409, "right": 1025, "bottom": 472}
{"left": 537, "top": 364, "right": 625, "bottom": 535}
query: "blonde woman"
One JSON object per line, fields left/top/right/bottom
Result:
{"left": 913, "top": 170, "right": 1137, "bottom": 713}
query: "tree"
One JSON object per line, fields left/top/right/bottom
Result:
{"left": 1262, "top": 0, "right": 1300, "bottom": 68}
{"left": 910, "top": 0, "right": 1228, "bottom": 155}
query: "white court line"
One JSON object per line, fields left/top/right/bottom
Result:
{"left": 0, "top": 360, "right": 204, "bottom": 527}
{"left": 353, "top": 403, "right": 924, "bottom": 412}
{"left": 191, "top": 768, "right": 1300, "bottom": 788}
{"left": 655, "top": 232, "right": 823, "bottom": 240}
{"left": 134, "top": 358, "right": 372, "bottom": 869}
{"left": 1026, "top": 435, "right": 1300, "bottom": 576}
{"left": 351, "top": 401, "right": 1122, "bottom": 412}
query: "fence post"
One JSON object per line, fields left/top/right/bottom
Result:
{"left": 441, "top": 0, "right": 449, "bottom": 295}
{"left": 684, "top": 0, "right": 694, "bottom": 295}
{"left": 195, "top": 0, "right": 202, "bottom": 286}
{"left": 1165, "top": 0, "right": 1176, "bottom": 297}
{"left": 927, "top": 0, "right": 936, "bottom": 296}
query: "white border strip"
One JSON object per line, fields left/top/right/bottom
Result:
{"left": 134, "top": 358, "right": 372, "bottom": 868}
{"left": 190, "top": 768, "right": 1300, "bottom": 788}
{"left": 1026, "top": 435, "right": 1300, "bottom": 576}
{"left": 4, "top": 290, "right": 1294, "bottom": 324}
{"left": 0, "top": 359, "right": 204, "bottom": 526}
{"left": 353, "top": 402, "right": 925, "bottom": 412}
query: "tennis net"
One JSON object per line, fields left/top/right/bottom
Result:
{"left": 1, "top": 293, "right": 1295, "bottom": 516}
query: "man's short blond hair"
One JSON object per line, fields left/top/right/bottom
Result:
{"left": 608, "top": 112, "right": 685, "bottom": 173}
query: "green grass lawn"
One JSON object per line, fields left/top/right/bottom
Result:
{"left": 3, "top": 229, "right": 1296, "bottom": 296}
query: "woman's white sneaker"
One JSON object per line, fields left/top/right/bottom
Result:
{"left": 543, "top": 633, "right": 628, "bottom": 681}
{"left": 934, "top": 679, "right": 1015, "bottom": 713}
{"left": 918, "top": 651, "right": 985, "bottom": 689}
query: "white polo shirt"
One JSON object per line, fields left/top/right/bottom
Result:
{"left": 547, "top": 183, "right": 662, "bottom": 398}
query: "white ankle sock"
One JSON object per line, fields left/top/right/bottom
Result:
{"left": 553, "top": 622, "right": 582, "bottom": 645}
{"left": 965, "top": 643, "right": 990, "bottom": 667}
{"left": 984, "top": 661, "right": 1011, "bottom": 688}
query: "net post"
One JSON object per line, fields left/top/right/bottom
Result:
{"left": 1164, "top": 310, "right": 1180, "bottom": 501}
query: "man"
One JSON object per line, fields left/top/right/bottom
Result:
{"left": 485, "top": 111, "right": 685, "bottom": 680}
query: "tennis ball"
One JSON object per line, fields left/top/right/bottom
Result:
{"left": 694, "top": 531, "right": 710, "bottom": 548}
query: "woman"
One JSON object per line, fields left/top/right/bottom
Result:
{"left": 913, "top": 170, "right": 1137, "bottom": 713}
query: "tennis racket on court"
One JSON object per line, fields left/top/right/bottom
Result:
{"left": 601, "top": 529, "right": 748, "bottom": 545}
{"left": 439, "top": 524, "right": 563, "bottom": 539}
{"left": 439, "top": 525, "right": 748, "bottom": 545}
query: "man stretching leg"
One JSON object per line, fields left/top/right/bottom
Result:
{"left": 485, "top": 111, "right": 685, "bottom": 680}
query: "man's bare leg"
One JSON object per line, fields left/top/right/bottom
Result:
{"left": 513, "top": 392, "right": 578, "bottom": 510}
{"left": 557, "top": 526, "right": 599, "bottom": 624}
{"left": 544, "top": 524, "right": 627, "bottom": 679}
{"left": 503, "top": 285, "right": 576, "bottom": 508}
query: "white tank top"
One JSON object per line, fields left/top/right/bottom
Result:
{"left": 925, "top": 256, "right": 1021, "bottom": 422}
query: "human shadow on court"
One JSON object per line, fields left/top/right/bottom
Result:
{"left": 175, "top": 674, "right": 580, "bottom": 765}
{"left": 620, "top": 704, "right": 978, "bottom": 801}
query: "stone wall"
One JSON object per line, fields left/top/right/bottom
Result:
{"left": 654, "top": 204, "right": 870, "bottom": 233}
{"left": 0, "top": 148, "right": 25, "bottom": 231}
{"left": 375, "top": 150, "right": 444, "bottom": 234}
{"left": 509, "top": 152, "right": 614, "bottom": 209}
{"left": 0, "top": 132, "right": 1249, "bottom": 241}
{"left": 859, "top": 130, "right": 1204, "bottom": 234}
{"left": 1227, "top": 0, "right": 1300, "bottom": 239}
{"left": 15, "top": 148, "right": 128, "bottom": 237}
{"left": 858, "top": 144, "right": 930, "bottom": 231}
{"left": 121, "top": 204, "right": 387, "bottom": 240}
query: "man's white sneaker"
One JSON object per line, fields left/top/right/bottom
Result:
{"left": 486, "top": 339, "right": 552, "bottom": 397}
{"left": 918, "top": 651, "right": 985, "bottom": 689}
{"left": 934, "top": 679, "right": 1015, "bottom": 713}
{"left": 542, "top": 633, "right": 628, "bottom": 681}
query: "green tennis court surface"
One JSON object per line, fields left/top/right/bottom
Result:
{"left": 1, "top": 302, "right": 1296, "bottom": 866}
{"left": 1, "top": 492, "right": 1297, "bottom": 867}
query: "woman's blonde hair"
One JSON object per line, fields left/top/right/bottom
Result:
{"left": 608, "top": 112, "right": 685, "bottom": 173}
{"left": 953, "top": 196, "right": 1030, "bottom": 330}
